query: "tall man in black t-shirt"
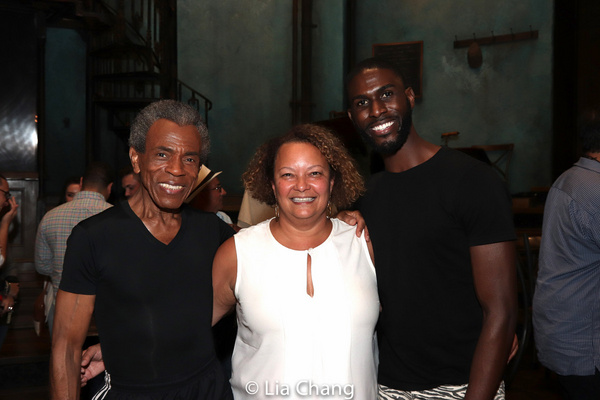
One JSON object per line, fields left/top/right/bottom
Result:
{"left": 51, "top": 100, "right": 234, "bottom": 400}
{"left": 341, "top": 58, "right": 517, "bottom": 400}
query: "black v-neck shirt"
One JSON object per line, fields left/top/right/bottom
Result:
{"left": 61, "top": 200, "right": 234, "bottom": 389}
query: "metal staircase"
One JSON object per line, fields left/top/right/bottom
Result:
{"left": 38, "top": 0, "right": 212, "bottom": 163}
{"left": 85, "top": 0, "right": 211, "bottom": 162}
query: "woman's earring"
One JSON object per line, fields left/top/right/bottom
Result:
{"left": 274, "top": 203, "right": 280, "bottom": 219}
{"left": 326, "top": 201, "right": 332, "bottom": 218}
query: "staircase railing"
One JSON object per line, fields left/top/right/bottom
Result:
{"left": 81, "top": 0, "right": 212, "bottom": 120}
{"left": 178, "top": 81, "right": 213, "bottom": 127}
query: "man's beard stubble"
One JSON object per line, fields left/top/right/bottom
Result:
{"left": 357, "top": 98, "right": 413, "bottom": 156}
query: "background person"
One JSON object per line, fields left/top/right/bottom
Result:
{"left": 119, "top": 165, "right": 141, "bottom": 199}
{"left": 0, "top": 173, "right": 19, "bottom": 349}
{"left": 0, "top": 174, "right": 18, "bottom": 270}
{"left": 35, "top": 162, "right": 113, "bottom": 337}
{"left": 533, "top": 107, "right": 600, "bottom": 400}
{"left": 236, "top": 190, "right": 274, "bottom": 228}
{"left": 187, "top": 166, "right": 239, "bottom": 231}
{"left": 61, "top": 176, "right": 81, "bottom": 204}
{"left": 212, "top": 124, "right": 379, "bottom": 399}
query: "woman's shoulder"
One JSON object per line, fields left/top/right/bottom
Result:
{"left": 234, "top": 218, "right": 273, "bottom": 241}
{"left": 331, "top": 218, "right": 362, "bottom": 240}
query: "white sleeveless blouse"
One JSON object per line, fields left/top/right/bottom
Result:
{"left": 231, "top": 218, "right": 379, "bottom": 399}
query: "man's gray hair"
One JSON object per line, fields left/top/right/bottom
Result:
{"left": 129, "top": 100, "right": 210, "bottom": 163}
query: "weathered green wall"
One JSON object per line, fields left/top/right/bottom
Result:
{"left": 353, "top": 0, "right": 553, "bottom": 193}
{"left": 179, "top": 0, "right": 553, "bottom": 194}
{"left": 44, "top": 1, "right": 553, "bottom": 196}
{"left": 178, "top": 0, "right": 294, "bottom": 193}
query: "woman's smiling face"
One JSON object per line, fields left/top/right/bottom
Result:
{"left": 271, "top": 142, "right": 334, "bottom": 223}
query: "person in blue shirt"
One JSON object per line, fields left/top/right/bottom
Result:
{"left": 533, "top": 106, "right": 600, "bottom": 400}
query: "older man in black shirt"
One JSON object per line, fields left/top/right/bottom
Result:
{"left": 51, "top": 100, "right": 234, "bottom": 400}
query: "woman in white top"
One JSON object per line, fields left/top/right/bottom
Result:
{"left": 212, "top": 124, "right": 379, "bottom": 399}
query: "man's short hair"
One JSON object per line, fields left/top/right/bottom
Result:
{"left": 129, "top": 100, "right": 210, "bottom": 163}
{"left": 345, "top": 57, "right": 408, "bottom": 90}
{"left": 82, "top": 162, "right": 113, "bottom": 191}
{"left": 119, "top": 164, "right": 137, "bottom": 180}
{"left": 579, "top": 106, "right": 600, "bottom": 154}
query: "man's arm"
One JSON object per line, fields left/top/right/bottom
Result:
{"left": 51, "top": 290, "right": 95, "bottom": 400}
{"left": 465, "top": 241, "right": 517, "bottom": 400}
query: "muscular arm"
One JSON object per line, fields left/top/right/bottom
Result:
{"left": 51, "top": 290, "right": 95, "bottom": 400}
{"left": 465, "top": 241, "right": 517, "bottom": 400}
{"left": 212, "top": 237, "right": 238, "bottom": 326}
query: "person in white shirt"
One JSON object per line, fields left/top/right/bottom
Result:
{"left": 187, "top": 166, "right": 239, "bottom": 231}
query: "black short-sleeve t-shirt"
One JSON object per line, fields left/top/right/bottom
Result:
{"left": 358, "top": 147, "right": 515, "bottom": 390}
{"left": 60, "top": 201, "right": 234, "bottom": 389}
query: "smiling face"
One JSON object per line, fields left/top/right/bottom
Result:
{"left": 271, "top": 142, "right": 334, "bottom": 224}
{"left": 190, "top": 177, "right": 226, "bottom": 214}
{"left": 130, "top": 119, "right": 202, "bottom": 211}
{"left": 347, "top": 67, "right": 415, "bottom": 155}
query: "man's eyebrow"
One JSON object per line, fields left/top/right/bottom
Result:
{"left": 154, "top": 145, "right": 174, "bottom": 153}
{"left": 350, "top": 83, "right": 397, "bottom": 102}
{"left": 350, "top": 93, "right": 369, "bottom": 102}
{"left": 154, "top": 146, "right": 200, "bottom": 157}
{"left": 183, "top": 148, "right": 201, "bottom": 157}
{"left": 378, "top": 83, "right": 396, "bottom": 92}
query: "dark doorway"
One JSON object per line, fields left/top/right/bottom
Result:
{"left": 553, "top": 0, "right": 600, "bottom": 179}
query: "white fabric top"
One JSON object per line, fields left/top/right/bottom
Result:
{"left": 231, "top": 218, "right": 379, "bottom": 399}
{"left": 236, "top": 191, "right": 274, "bottom": 228}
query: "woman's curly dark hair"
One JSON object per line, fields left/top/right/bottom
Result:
{"left": 242, "top": 124, "right": 365, "bottom": 209}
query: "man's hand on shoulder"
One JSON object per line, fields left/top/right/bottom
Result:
{"left": 336, "top": 210, "right": 370, "bottom": 241}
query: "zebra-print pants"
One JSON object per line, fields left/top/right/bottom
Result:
{"left": 378, "top": 381, "right": 505, "bottom": 400}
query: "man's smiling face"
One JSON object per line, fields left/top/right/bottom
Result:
{"left": 130, "top": 119, "right": 202, "bottom": 211}
{"left": 347, "top": 67, "right": 415, "bottom": 155}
